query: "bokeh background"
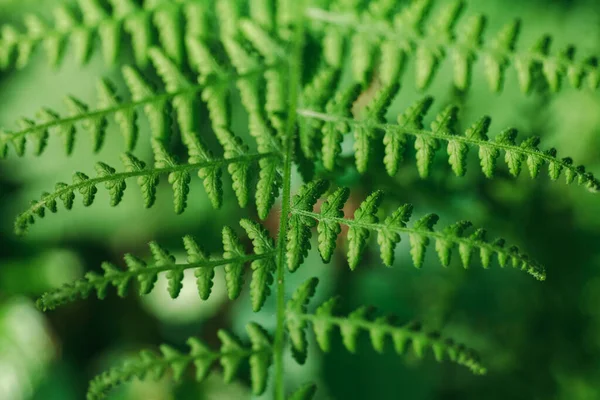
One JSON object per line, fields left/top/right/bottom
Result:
{"left": 1, "top": 0, "right": 600, "bottom": 399}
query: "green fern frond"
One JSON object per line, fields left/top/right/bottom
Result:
{"left": 15, "top": 148, "right": 277, "bottom": 234}
{"left": 286, "top": 278, "right": 486, "bottom": 373}
{"left": 288, "top": 382, "right": 318, "bottom": 400}
{"left": 87, "top": 322, "right": 272, "bottom": 400}
{"left": 0, "top": 0, "right": 211, "bottom": 70}
{"left": 297, "top": 91, "right": 599, "bottom": 192}
{"left": 37, "top": 222, "right": 277, "bottom": 312}
{"left": 186, "top": 29, "right": 290, "bottom": 217}
{"left": 305, "top": 0, "right": 600, "bottom": 92}
{"left": 5, "top": 1, "right": 595, "bottom": 397}
{"left": 0, "top": 43, "right": 287, "bottom": 211}
{"left": 0, "top": 48, "right": 203, "bottom": 158}
{"left": 287, "top": 180, "right": 545, "bottom": 280}
{"left": 298, "top": 65, "right": 341, "bottom": 158}
{"left": 220, "top": 27, "right": 286, "bottom": 216}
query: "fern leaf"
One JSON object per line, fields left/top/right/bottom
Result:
{"left": 285, "top": 277, "right": 319, "bottom": 363}
{"left": 0, "top": 40, "right": 286, "bottom": 160}
{"left": 350, "top": 33, "right": 375, "bottom": 84}
{"left": 239, "top": 20, "right": 288, "bottom": 136}
{"left": 0, "top": 0, "right": 204, "bottom": 70}
{"left": 218, "top": 34, "right": 283, "bottom": 217}
{"left": 347, "top": 191, "right": 383, "bottom": 270}
{"left": 64, "top": 96, "right": 107, "bottom": 153}
{"left": 287, "top": 180, "right": 330, "bottom": 272}
{"left": 182, "top": 235, "right": 213, "bottom": 300}
{"left": 222, "top": 226, "right": 246, "bottom": 300}
{"left": 151, "top": 1, "right": 184, "bottom": 67}
{"left": 317, "top": 186, "right": 350, "bottom": 263}
{"left": 299, "top": 66, "right": 340, "bottom": 158}
{"left": 121, "top": 65, "right": 170, "bottom": 143}
{"left": 215, "top": 0, "right": 241, "bottom": 38}
{"left": 185, "top": 133, "right": 224, "bottom": 209}
{"left": 246, "top": 322, "right": 272, "bottom": 394}
{"left": 286, "top": 278, "right": 486, "bottom": 374}
{"left": 484, "top": 20, "right": 520, "bottom": 91}
{"left": 250, "top": 0, "right": 275, "bottom": 31}
{"left": 86, "top": 323, "right": 272, "bottom": 400}
{"left": 152, "top": 140, "right": 191, "bottom": 214}
{"left": 185, "top": 37, "right": 231, "bottom": 129}
{"left": 240, "top": 219, "right": 276, "bottom": 311}
{"left": 15, "top": 151, "right": 276, "bottom": 234}
{"left": 257, "top": 157, "right": 282, "bottom": 219}
{"left": 96, "top": 79, "right": 138, "bottom": 150}
{"left": 288, "top": 383, "right": 318, "bottom": 400}
{"left": 289, "top": 181, "right": 546, "bottom": 280}
{"left": 377, "top": 204, "right": 413, "bottom": 266}
{"left": 148, "top": 241, "right": 180, "bottom": 298}
{"left": 354, "top": 83, "right": 399, "bottom": 173}
{"left": 37, "top": 226, "right": 276, "bottom": 311}
{"left": 415, "top": 0, "right": 463, "bottom": 90}
{"left": 148, "top": 48, "right": 197, "bottom": 136}
{"left": 298, "top": 97, "right": 600, "bottom": 192}
{"left": 213, "top": 127, "right": 253, "bottom": 208}
{"left": 453, "top": 14, "right": 485, "bottom": 90}
{"left": 322, "top": 84, "right": 362, "bottom": 170}
{"left": 306, "top": 0, "right": 600, "bottom": 92}
{"left": 1, "top": 67, "right": 160, "bottom": 158}
{"left": 218, "top": 329, "right": 246, "bottom": 382}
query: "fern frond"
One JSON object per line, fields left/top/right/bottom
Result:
{"left": 286, "top": 180, "right": 329, "bottom": 272}
{"left": 15, "top": 148, "right": 277, "bottom": 235}
{"left": 185, "top": 29, "right": 290, "bottom": 218}
{"left": 221, "top": 27, "right": 286, "bottom": 217}
{"left": 239, "top": 219, "right": 277, "bottom": 311}
{"left": 0, "top": 48, "right": 290, "bottom": 223}
{"left": 87, "top": 322, "right": 272, "bottom": 400}
{"left": 0, "top": 0, "right": 210, "bottom": 70}
{"left": 297, "top": 92, "right": 600, "bottom": 192}
{"left": 287, "top": 181, "right": 545, "bottom": 280}
{"left": 287, "top": 278, "right": 486, "bottom": 373}
{"left": 288, "top": 382, "right": 318, "bottom": 400}
{"left": 0, "top": 53, "right": 186, "bottom": 158}
{"left": 37, "top": 222, "right": 277, "bottom": 311}
{"left": 298, "top": 64, "right": 341, "bottom": 158}
{"left": 305, "top": 0, "right": 600, "bottom": 92}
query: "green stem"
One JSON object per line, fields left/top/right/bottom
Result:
{"left": 273, "top": 4, "right": 307, "bottom": 399}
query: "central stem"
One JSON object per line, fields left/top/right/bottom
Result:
{"left": 273, "top": 4, "right": 306, "bottom": 399}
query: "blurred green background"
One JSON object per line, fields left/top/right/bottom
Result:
{"left": 1, "top": 0, "right": 600, "bottom": 399}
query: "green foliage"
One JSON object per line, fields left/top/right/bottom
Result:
{"left": 288, "top": 382, "right": 318, "bottom": 400}
{"left": 306, "top": 0, "right": 600, "bottom": 92}
{"left": 14, "top": 146, "right": 276, "bottom": 234}
{"left": 298, "top": 88, "right": 600, "bottom": 192}
{"left": 288, "top": 180, "right": 545, "bottom": 280}
{"left": 286, "top": 278, "right": 486, "bottom": 373}
{"left": 0, "top": 0, "right": 210, "bottom": 70}
{"left": 1, "top": 0, "right": 598, "bottom": 398}
{"left": 87, "top": 322, "right": 271, "bottom": 400}
{"left": 0, "top": 50, "right": 180, "bottom": 158}
{"left": 37, "top": 225, "right": 276, "bottom": 312}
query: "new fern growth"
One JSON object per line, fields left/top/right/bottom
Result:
{"left": 2, "top": 0, "right": 598, "bottom": 398}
